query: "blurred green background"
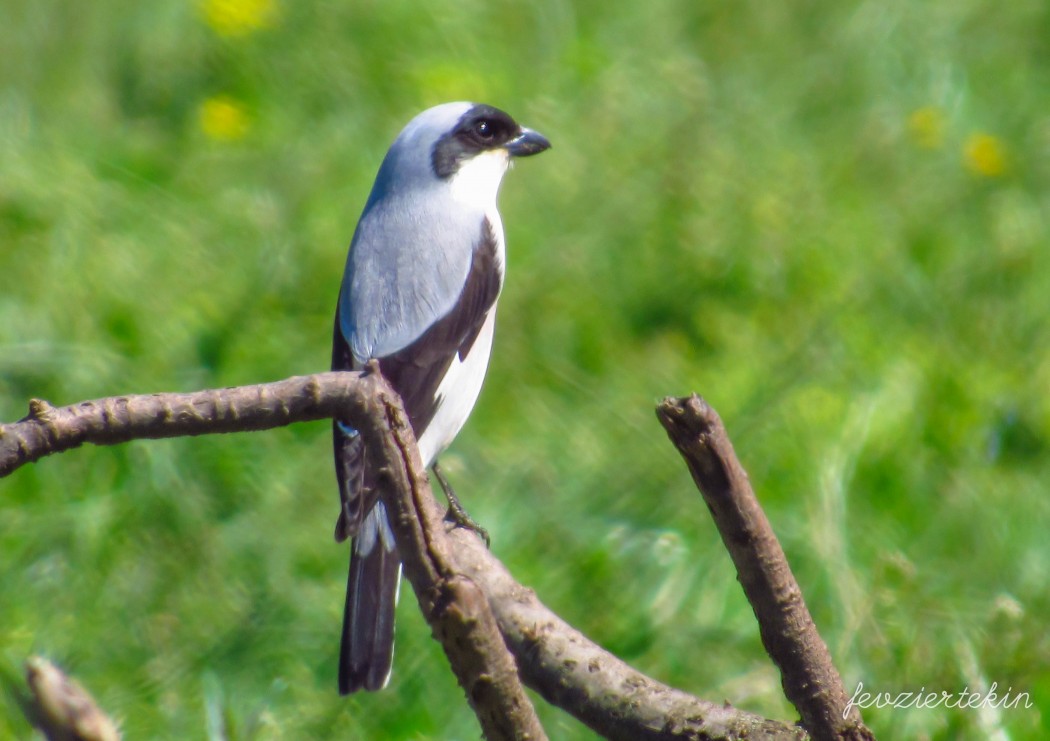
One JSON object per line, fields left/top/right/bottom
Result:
{"left": 2, "top": 0, "right": 1048, "bottom": 738}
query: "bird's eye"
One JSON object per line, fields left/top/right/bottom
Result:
{"left": 474, "top": 120, "right": 494, "bottom": 141}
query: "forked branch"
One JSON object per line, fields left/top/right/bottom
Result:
{"left": 2, "top": 373, "right": 858, "bottom": 739}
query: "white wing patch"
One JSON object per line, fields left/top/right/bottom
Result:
{"left": 416, "top": 309, "right": 497, "bottom": 466}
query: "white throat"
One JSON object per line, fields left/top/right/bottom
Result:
{"left": 448, "top": 149, "right": 511, "bottom": 210}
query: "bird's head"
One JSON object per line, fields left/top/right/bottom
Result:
{"left": 371, "top": 102, "right": 550, "bottom": 209}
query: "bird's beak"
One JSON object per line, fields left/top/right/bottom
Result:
{"left": 505, "top": 127, "right": 551, "bottom": 157}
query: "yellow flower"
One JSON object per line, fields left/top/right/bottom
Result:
{"left": 964, "top": 132, "right": 1007, "bottom": 178}
{"left": 200, "top": 0, "right": 277, "bottom": 38}
{"left": 198, "top": 96, "right": 250, "bottom": 141}
{"left": 907, "top": 106, "right": 945, "bottom": 149}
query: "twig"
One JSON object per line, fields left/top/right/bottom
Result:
{"left": 656, "top": 395, "right": 874, "bottom": 741}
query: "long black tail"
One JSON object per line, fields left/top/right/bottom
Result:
{"left": 339, "top": 501, "right": 401, "bottom": 693}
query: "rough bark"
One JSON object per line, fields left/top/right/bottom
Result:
{"left": 447, "top": 526, "right": 808, "bottom": 740}
{"left": 2, "top": 373, "right": 863, "bottom": 740}
{"left": 656, "top": 395, "right": 874, "bottom": 741}
{"left": 364, "top": 376, "right": 548, "bottom": 741}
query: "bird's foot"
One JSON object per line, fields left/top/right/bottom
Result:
{"left": 431, "top": 461, "right": 490, "bottom": 547}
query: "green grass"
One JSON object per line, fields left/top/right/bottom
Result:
{"left": 2, "top": 0, "right": 1049, "bottom": 738}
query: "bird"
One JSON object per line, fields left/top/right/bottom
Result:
{"left": 331, "top": 102, "right": 550, "bottom": 693}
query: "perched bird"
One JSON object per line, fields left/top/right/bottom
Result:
{"left": 331, "top": 102, "right": 549, "bottom": 693}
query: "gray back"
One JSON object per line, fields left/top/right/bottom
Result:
{"left": 339, "top": 103, "right": 495, "bottom": 361}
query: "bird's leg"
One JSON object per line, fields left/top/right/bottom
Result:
{"left": 431, "top": 461, "right": 490, "bottom": 546}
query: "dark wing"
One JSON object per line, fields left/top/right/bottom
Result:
{"left": 332, "top": 219, "right": 502, "bottom": 693}
{"left": 332, "top": 218, "right": 502, "bottom": 540}
{"left": 376, "top": 218, "right": 503, "bottom": 435}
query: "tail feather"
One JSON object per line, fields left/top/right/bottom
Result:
{"left": 339, "top": 501, "right": 401, "bottom": 694}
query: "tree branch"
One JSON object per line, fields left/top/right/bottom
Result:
{"left": 0, "top": 372, "right": 378, "bottom": 476}
{"left": 656, "top": 395, "right": 873, "bottom": 741}
{"left": 2, "top": 370, "right": 546, "bottom": 740}
{"left": 359, "top": 373, "right": 548, "bottom": 741}
{"left": 446, "top": 525, "right": 807, "bottom": 740}
{"left": 24, "top": 657, "right": 121, "bottom": 741}
{"left": 3, "top": 374, "right": 814, "bottom": 739}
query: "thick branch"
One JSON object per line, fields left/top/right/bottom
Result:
{"left": 361, "top": 380, "right": 548, "bottom": 740}
{"left": 366, "top": 386, "right": 805, "bottom": 740}
{"left": 447, "top": 526, "right": 807, "bottom": 741}
{"left": 656, "top": 395, "right": 873, "bottom": 741}
{"left": 3, "top": 375, "right": 812, "bottom": 739}
{"left": 1, "top": 370, "right": 545, "bottom": 741}
{"left": 0, "top": 372, "right": 378, "bottom": 477}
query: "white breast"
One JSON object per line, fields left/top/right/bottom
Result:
{"left": 414, "top": 150, "right": 509, "bottom": 465}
